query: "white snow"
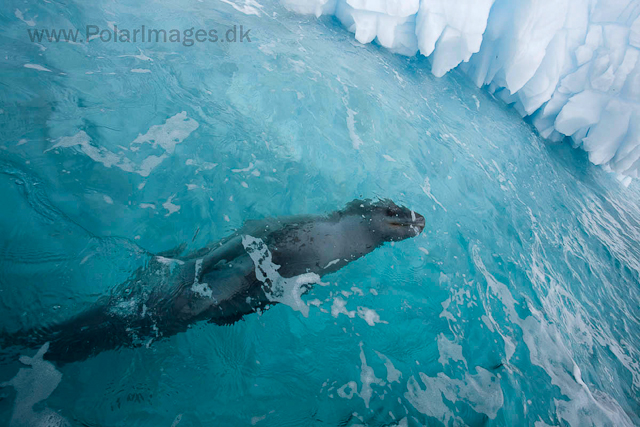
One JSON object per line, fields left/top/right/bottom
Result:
{"left": 283, "top": 0, "right": 640, "bottom": 182}
{"left": 15, "top": 9, "right": 36, "bottom": 27}
{"left": 405, "top": 367, "right": 503, "bottom": 425}
{"left": 374, "top": 350, "right": 402, "bottom": 383}
{"left": 119, "top": 49, "right": 153, "bottom": 61}
{"left": 323, "top": 258, "right": 340, "bottom": 269}
{"left": 1, "top": 343, "right": 70, "bottom": 427}
{"left": 162, "top": 194, "right": 181, "bottom": 216}
{"left": 45, "top": 112, "right": 199, "bottom": 178}
{"left": 346, "top": 108, "right": 364, "bottom": 149}
{"left": 242, "top": 235, "right": 321, "bottom": 317}
{"left": 356, "top": 306, "right": 388, "bottom": 326}
{"left": 24, "top": 63, "right": 51, "bottom": 72}
{"left": 331, "top": 296, "right": 355, "bottom": 319}
{"left": 191, "top": 258, "right": 215, "bottom": 298}
{"left": 219, "top": 0, "right": 263, "bottom": 16}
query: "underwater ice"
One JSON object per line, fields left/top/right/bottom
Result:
{"left": 282, "top": 0, "right": 640, "bottom": 184}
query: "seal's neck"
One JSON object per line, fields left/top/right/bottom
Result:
{"left": 268, "top": 213, "right": 385, "bottom": 278}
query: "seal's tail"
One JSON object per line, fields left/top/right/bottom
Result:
{"left": 0, "top": 327, "right": 48, "bottom": 364}
{"left": 0, "top": 305, "right": 138, "bottom": 365}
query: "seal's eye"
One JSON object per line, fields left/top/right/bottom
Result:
{"left": 386, "top": 206, "right": 400, "bottom": 217}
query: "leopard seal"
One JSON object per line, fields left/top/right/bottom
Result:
{"left": 3, "top": 199, "right": 425, "bottom": 363}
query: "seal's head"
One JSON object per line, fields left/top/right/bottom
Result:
{"left": 341, "top": 199, "right": 425, "bottom": 242}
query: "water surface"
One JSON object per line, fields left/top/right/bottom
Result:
{"left": 1, "top": 0, "right": 639, "bottom": 425}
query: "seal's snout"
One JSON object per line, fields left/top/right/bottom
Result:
{"left": 413, "top": 212, "right": 426, "bottom": 234}
{"left": 343, "top": 198, "right": 425, "bottom": 242}
{"left": 376, "top": 200, "right": 426, "bottom": 241}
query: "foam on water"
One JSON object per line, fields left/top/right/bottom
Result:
{"left": 0, "top": 344, "right": 69, "bottom": 427}
{"left": 242, "top": 235, "right": 321, "bottom": 317}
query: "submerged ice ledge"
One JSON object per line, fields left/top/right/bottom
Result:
{"left": 282, "top": 0, "right": 640, "bottom": 185}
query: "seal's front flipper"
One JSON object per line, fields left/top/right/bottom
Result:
{"left": 156, "top": 242, "right": 188, "bottom": 258}
{"left": 199, "top": 236, "right": 248, "bottom": 275}
{"left": 208, "top": 311, "right": 246, "bottom": 326}
{"left": 178, "top": 234, "right": 246, "bottom": 266}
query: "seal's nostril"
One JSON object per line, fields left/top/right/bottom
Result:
{"left": 413, "top": 214, "right": 426, "bottom": 231}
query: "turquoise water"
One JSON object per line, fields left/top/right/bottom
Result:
{"left": 1, "top": 0, "right": 640, "bottom": 425}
